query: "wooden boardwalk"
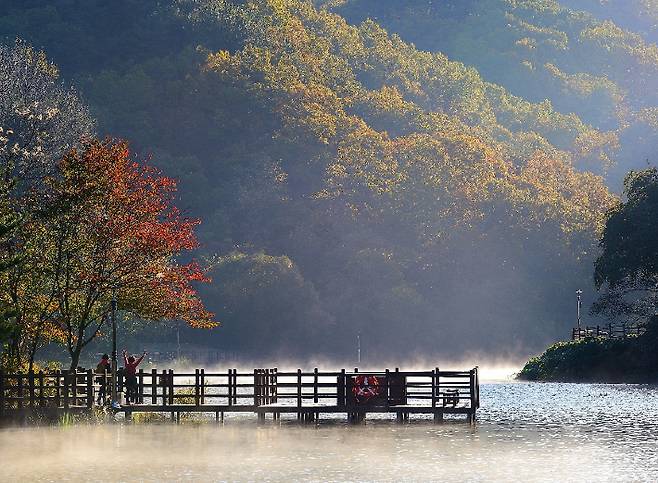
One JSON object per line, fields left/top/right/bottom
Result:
{"left": 0, "top": 367, "right": 479, "bottom": 424}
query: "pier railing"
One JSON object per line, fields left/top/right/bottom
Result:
{"left": 572, "top": 323, "right": 645, "bottom": 340}
{"left": 0, "top": 367, "right": 479, "bottom": 422}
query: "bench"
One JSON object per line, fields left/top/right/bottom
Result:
{"left": 441, "top": 389, "right": 459, "bottom": 407}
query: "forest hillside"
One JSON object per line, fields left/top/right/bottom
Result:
{"left": 2, "top": 0, "right": 657, "bottom": 361}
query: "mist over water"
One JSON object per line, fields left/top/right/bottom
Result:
{"left": 3, "top": 382, "right": 658, "bottom": 482}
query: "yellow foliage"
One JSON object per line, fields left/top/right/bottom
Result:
{"left": 199, "top": 0, "right": 616, "bottom": 244}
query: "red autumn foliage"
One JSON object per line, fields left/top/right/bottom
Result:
{"left": 56, "top": 139, "right": 216, "bottom": 330}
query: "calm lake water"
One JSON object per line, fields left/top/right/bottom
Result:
{"left": 2, "top": 382, "right": 658, "bottom": 482}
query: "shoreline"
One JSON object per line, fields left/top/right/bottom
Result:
{"left": 517, "top": 335, "right": 658, "bottom": 384}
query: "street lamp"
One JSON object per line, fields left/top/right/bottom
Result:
{"left": 111, "top": 294, "right": 118, "bottom": 407}
{"left": 576, "top": 289, "right": 583, "bottom": 333}
{"left": 176, "top": 322, "right": 181, "bottom": 362}
{"left": 356, "top": 332, "right": 361, "bottom": 365}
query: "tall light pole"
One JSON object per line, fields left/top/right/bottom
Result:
{"left": 176, "top": 322, "right": 181, "bottom": 362}
{"left": 576, "top": 289, "right": 583, "bottom": 333}
{"left": 356, "top": 332, "right": 361, "bottom": 365}
{"left": 111, "top": 294, "right": 118, "bottom": 406}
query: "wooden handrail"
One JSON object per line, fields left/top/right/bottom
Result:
{"left": 0, "top": 367, "right": 479, "bottom": 413}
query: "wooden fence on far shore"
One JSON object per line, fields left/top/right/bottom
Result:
{"left": 572, "top": 323, "right": 645, "bottom": 340}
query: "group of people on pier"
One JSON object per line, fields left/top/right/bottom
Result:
{"left": 94, "top": 350, "right": 147, "bottom": 406}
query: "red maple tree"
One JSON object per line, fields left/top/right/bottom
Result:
{"left": 33, "top": 139, "right": 216, "bottom": 368}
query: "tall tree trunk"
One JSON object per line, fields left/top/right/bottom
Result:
{"left": 9, "top": 329, "right": 21, "bottom": 370}
{"left": 69, "top": 346, "right": 81, "bottom": 372}
{"left": 69, "top": 333, "right": 84, "bottom": 371}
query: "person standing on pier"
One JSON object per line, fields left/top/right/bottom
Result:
{"left": 123, "top": 350, "right": 147, "bottom": 405}
{"left": 95, "top": 354, "right": 111, "bottom": 405}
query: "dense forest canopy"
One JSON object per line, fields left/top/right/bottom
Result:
{"left": 2, "top": 0, "right": 657, "bottom": 362}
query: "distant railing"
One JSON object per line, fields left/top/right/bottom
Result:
{"left": 572, "top": 323, "right": 645, "bottom": 340}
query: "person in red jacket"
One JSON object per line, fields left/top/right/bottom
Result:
{"left": 95, "top": 354, "right": 111, "bottom": 405}
{"left": 123, "top": 350, "right": 146, "bottom": 404}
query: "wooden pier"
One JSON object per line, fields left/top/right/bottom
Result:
{"left": 0, "top": 367, "right": 479, "bottom": 424}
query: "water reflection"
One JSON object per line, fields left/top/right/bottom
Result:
{"left": 1, "top": 383, "right": 658, "bottom": 482}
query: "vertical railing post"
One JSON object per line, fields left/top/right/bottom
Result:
{"left": 273, "top": 368, "right": 278, "bottom": 404}
{"left": 475, "top": 367, "right": 480, "bottom": 409}
{"left": 253, "top": 369, "right": 259, "bottom": 407}
{"left": 28, "top": 370, "right": 35, "bottom": 409}
{"left": 62, "top": 371, "right": 69, "bottom": 409}
{"left": 55, "top": 370, "right": 61, "bottom": 408}
{"left": 313, "top": 368, "right": 319, "bottom": 404}
{"left": 138, "top": 369, "right": 144, "bottom": 404}
{"left": 265, "top": 369, "right": 270, "bottom": 404}
{"left": 394, "top": 367, "right": 399, "bottom": 402}
{"left": 118, "top": 369, "right": 124, "bottom": 403}
{"left": 38, "top": 371, "right": 44, "bottom": 407}
{"left": 200, "top": 369, "right": 205, "bottom": 405}
{"left": 297, "top": 369, "right": 302, "bottom": 419}
{"left": 337, "top": 369, "right": 345, "bottom": 408}
{"left": 233, "top": 369, "right": 238, "bottom": 405}
{"left": 431, "top": 368, "right": 437, "bottom": 410}
{"left": 259, "top": 369, "right": 264, "bottom": 405}
{"left": 86, "top": 369, "right": 93, "bottom": 408}
{"left": 168, "top": 370, "right": 174, "bottom": 405}
{"left": 161, "top": 370, "right": 167, "bottom": 407}
{"left": 385, "top": 369, "right": 390, "bottom": 406}
{"left": 195, "top": 369, "right": 201, "bottom": 407}
{"left": 17, "top": 373, "right": 23, "bottom": 410}
{"left": 151, "top": 369, "right": 157, "bottom": 405}
{"left": 228, "top": 369, "right": 233, "bottom": 407}
{"left": 469, "top": 369, "right": 476, "bottom": 410}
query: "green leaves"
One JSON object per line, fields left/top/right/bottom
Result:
{"left": 594, "top": 168, "right": 658, "bottom": 322}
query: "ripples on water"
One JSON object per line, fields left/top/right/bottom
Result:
{"left": 2, "top": 383, "right": 658, "bottom": 482}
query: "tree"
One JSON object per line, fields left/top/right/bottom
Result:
{"left": 201, "top": 251, "right": 333, "bottom": 356}
{"left": 0, "top": 187, "right": 20, "bottom": 347}
{"left": 0, "top": 40, "right": 93, "bottom": 192}
{"left": 593, "top": 168, "right": 658, "bottom": 323}
{"left": 0, "top": 40, "right": 93, "bottom": 369}
{"left": 38, "top": 139, "right": 216, "bottom": 369}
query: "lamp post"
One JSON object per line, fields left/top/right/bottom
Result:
{"left": 576, "top": 289, "right": 583, "bottom": 333}
{"left": 111, "top": 294, "right": 118, "bottom": 407}
{"left": 176, "top": 322, "right": 181, "bottom": 362}
{"left": 356, "top": 332, "right": 361, "bottom": 365}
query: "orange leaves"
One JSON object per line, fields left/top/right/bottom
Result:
{"left": 50, "top": 138, "right": 216, "bottom": 332}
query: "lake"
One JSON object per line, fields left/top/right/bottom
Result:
{"left": 1, "top": 381, "right": 657, "bottom": 482}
